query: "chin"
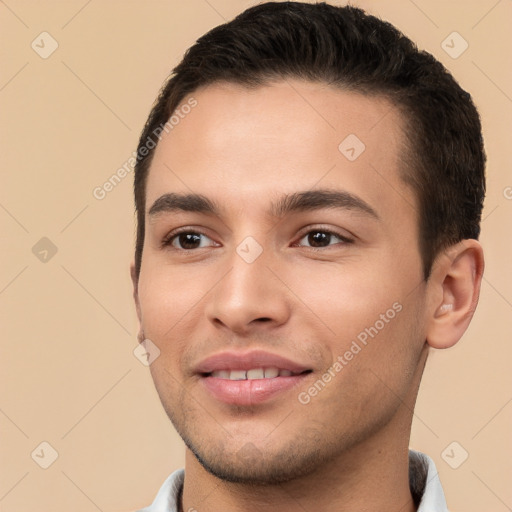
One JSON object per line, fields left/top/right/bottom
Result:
{"left": 179, "top": 425, "right": 338, "bottom": 485}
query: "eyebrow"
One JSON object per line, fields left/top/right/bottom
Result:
{"left": 148, "top": 193, "right": 219, "bottom": 218}
{"left": 271, "top": 189, "right": 379, "bottom": 219}
{"left": 148, "top": 189, "right": 379, "bottom": 220}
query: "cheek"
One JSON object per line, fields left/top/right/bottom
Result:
{"left": 287, "top": 257, "right": 425, "bottom": 396}
{"left": 347, "top": 293, "right": 426, "bottom": 396}
{"left": 303, "top": 300, "right": 424, "bottom": 436}
{"left": 286, "top": 258, "right": 404, "bottom": 340}
{"left": 137, "top": 263, "right": 204, "bottom": 335}
{"left": 137, "top": 261, "right": 224, "bottom": 383}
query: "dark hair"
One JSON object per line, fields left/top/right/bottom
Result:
{"left": 133, "top": 1, "right": 485, "bottom": 279}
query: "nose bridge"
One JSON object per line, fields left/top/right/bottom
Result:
{"left": 235, "top": 244, "right": 269, "bottom": 293}
{"left": 207, "top": 236, "right": 290, "bottom": 331}
{"left": 219, "top": 240, "right": 272, "bottom": 310}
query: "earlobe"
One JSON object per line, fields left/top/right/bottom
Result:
{"left": 426, "top": 240, "right": 484, "bottom": 349}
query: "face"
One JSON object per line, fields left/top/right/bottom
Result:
{"left": 134, "top": 80, "right": 430, "bottom": 484}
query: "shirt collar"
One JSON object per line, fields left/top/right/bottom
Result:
{"left": 138, "top": 450, "right": 448, "bottom": 512}
{"left": 412, "top": 450, "right": 449, "bottom": 512}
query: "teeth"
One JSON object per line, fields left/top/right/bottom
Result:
{"left": 264, "top": 367, "right": 279, "bottom": 378}
{"left": 211, "top": 370, "right": 230, "bottom": 379}
{"left": 229, "top": 370, "right": 247, "bottom": 380}
{"left": 247, "top": 368, "right": 264, "bottom": 379}
{"left": 210, "top": 367, "right": 298, "bottom": 380}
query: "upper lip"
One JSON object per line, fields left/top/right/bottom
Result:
{"left": 194, "top": 350, "right": 312, "bottom": 375}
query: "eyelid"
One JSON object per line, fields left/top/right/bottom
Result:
{"left": 293, "top": 225, "right": 355, "bottom": 246}
{"left": 161, "top": 227, "right": 219, "bottom": 249}
{"left": 160, "top": 225, "right": 354, "bottom": 251}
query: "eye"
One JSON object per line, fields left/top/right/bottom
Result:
{"left": 296, "top": 229, "right": 352, "bottom": 248}
{"left": 163, "top": 231, "right": 217, "bottom": 250}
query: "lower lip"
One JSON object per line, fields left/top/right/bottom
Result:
{"left": 200, "top": 374, "right": 310, "bottom": 406}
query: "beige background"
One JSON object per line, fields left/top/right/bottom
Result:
{"left": 0, "top": 1, "right": 511, "bottom": 511}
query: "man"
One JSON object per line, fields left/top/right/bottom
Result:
{"left": 130, "top": 2, "right": 485, "bottom": 511}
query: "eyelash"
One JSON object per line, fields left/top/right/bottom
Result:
{"left": 294, "top": 227, "right": 354, "bottom": 250}
{"left": 160, "top": 228, "right": 213, "bottom": 249}
{"left": 161, "top": 227, "right": 354, "bottom": 251}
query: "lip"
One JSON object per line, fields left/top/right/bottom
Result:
{"left": 195, "top": 350, "right": 313, "bottom": 406}
{"left": 194, "top": 349, "right": 311, "bottom": 374}
{"left": 201, "top": 374, "right": 310, "bottom": 406}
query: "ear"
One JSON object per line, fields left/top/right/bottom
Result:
{"left": 130, "top": 262, "right": 144, "bottom": 343}
{"left": 426, "top": 240, "right": 484, "bottom": 349}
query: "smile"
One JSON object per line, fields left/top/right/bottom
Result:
{"left": 207, "top": 368, "right": 308, "bottom": 380}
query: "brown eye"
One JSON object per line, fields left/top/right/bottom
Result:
{"left": 307, "top": 231, "right": 331, "bottom": 247}
{"left": 297, "top": 230, "right": 352, "bottom": 248}
{"left": 176, "top": 233, "right": 202, "bottom": 249}
{"left": 165, "top": 231, "right": 216, "bottom": 250}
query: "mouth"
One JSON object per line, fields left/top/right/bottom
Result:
{"left": 203, "top": 367, "right": 312, "bottom": 380}
{"left": 195, "top": 350, "right": 313, "bottom": 406}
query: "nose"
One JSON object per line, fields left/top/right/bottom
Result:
{"left": 205, "top": 246, "right": 291, "bottom": 335}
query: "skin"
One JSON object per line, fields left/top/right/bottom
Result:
{"left": 131, "top": 80, "right": 484, "bottom": 512}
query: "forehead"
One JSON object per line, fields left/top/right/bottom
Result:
{"left": 145, "top": 80, "right": 414, "bottom": 221}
